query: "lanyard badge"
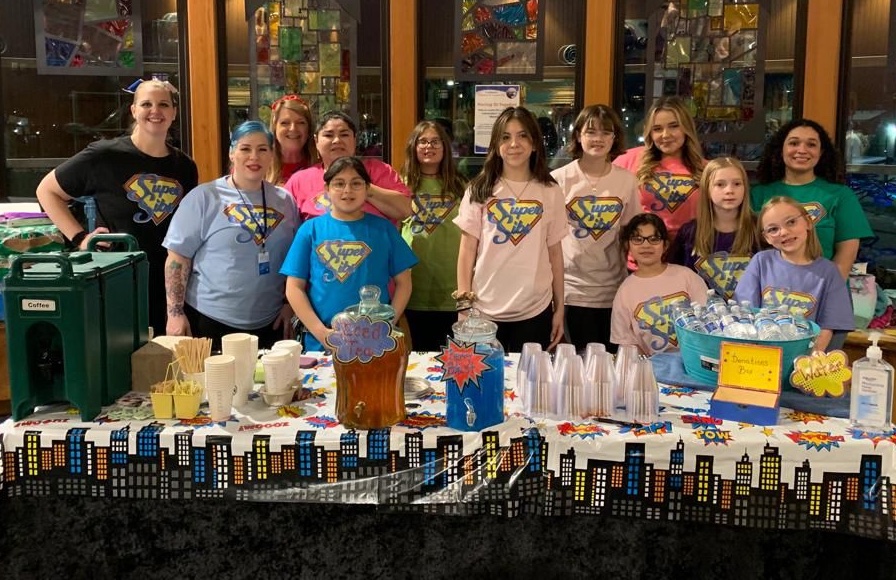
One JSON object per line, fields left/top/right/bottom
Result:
{"left": 258, "top": 250, "right": 271, "bottom": 275}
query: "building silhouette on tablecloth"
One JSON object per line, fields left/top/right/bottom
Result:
{"left": 1, "top": 424, "right": 893, "bottom": 539}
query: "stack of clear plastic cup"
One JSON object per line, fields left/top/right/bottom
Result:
{"left": 529, "top": 351, "right": 555, "bottom": 418}
{"left": 517, "top": 342, "right": 542, "bottom": 413}
{"left": 584, "top": 351, "right": 616, "bottom": 418}
{"left": 625, "top": 358, "right": 660, "bottom": 425}
{"left": 558, "top": 354, "right": 587, "bottom": 419}
{"left": 552, "top": 343, "right": 576, "bottom": 374}
{"left": 614, "top": 344, "right": 640, "bottom": 410}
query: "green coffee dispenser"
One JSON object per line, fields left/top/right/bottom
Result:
{"left": 2, "top": 234, "right": 149, "bottom": 420}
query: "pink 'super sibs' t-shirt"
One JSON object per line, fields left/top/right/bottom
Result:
{"left": 453, "top": 179, "right": 567, "bottom": 322}
{"left": 612, "top": 146, "right": 701, "bottom": 242}
{"left": 283, "top": 158, "right": 411, "bottom": 224}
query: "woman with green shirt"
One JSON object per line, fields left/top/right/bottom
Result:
{"left": 752, "top": 118, "right": 872, "bottom": 280}
{"left": 400, "top": 120, "right": 468, "bottom": 351}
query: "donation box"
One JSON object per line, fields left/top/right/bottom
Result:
{"left": 3, "top": 235, "right": 148, "bottom": 421}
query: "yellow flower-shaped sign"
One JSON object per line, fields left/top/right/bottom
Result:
{"left": 789, "top": 350, "right": 852, "bottom": 398}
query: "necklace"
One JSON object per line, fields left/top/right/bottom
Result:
{"left": 502, "top": 177, "right": 532, "bottom": 200}
{"left": 579, "top": 160, "right": 611, "bottom": 194}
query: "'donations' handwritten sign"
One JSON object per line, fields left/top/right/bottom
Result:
{"left": 718, "top": 342, "right": 783, "bottom": 393}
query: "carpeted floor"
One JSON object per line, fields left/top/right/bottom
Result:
{"left": 2, "top": 496, "right": 895, "bottom": 579}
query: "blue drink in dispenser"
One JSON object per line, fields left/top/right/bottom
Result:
{"left": 440, "top": 309, "right": 505, "bottom": 431}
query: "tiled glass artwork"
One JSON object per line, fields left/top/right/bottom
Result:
{"left": 251, "top": 0, "right": 352, "bottom": 120}
{"left": 650, "top": 0, "right": 764, "bottom": 136}
{"left": 457, "top": 0, "right": 542, "bottom": 79}
{"left": 37, "top": 0, "right": 142, "bottom": 74}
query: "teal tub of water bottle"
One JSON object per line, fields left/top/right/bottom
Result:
{"left": 676, "top": 321, "right": 819, "bottom": 388}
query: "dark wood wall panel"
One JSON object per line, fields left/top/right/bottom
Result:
{"left": 851, "top": 0, "right": 890, "bottom": 57}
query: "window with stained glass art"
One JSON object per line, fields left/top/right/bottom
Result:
{"left": 456, "top": 0, "right": 544, "bottom": 81}
{"left": 646, "top": 0, "right": 766, "bottom": 144}
{"left": 34, "top": 0, "right": 143, "bottom": 76}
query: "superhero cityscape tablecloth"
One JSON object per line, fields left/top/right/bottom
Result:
{"left": 1, "top": 352, "right": 895, "bottom": 540}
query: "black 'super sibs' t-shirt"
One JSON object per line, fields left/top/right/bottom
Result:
{"left": 53, "top": 135, "right": 199, "bottom": 336}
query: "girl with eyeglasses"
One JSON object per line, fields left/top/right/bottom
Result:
{"left": 734, "top": 196, "right": 853, "bottom": 353}
{"left": 752, "top": 119, "right": 872, "bottom": 280}
{"left": 610, "top": 213, "right": 708, "bottom": 355}
{"left": 453, "top": 106, "right": 567, "bottom": 352}
{"left": 400, "top": 120, "right": 468, "bottom": 351}
{"left": 281, "top": 156, "right": 418, "bottom": 351}
{"left": 668, "top": 157, "right": 759, "bottom": 300}
{"left": 550, "top": 104, "right": 640, "bottom": 353}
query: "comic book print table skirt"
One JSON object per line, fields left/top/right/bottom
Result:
{"left": 1, "top": 352, "right": 895, "bottom": 540}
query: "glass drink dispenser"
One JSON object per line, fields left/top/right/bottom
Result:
{"left": 329, "top": 286, "right": 408, "bottom": 429}
{"left": 442, "top": 309, "right": 505, "bottom": 431}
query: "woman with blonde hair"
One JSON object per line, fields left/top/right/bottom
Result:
{"left": 668, "top": 156, "right": 759, "bottom": 299}
{"left": 36, "top": 77, "right": 198, "bottom": 337}
{"left": 267, "top": 94, "right": 318, "bottom": 185}
{"left": 613, "top": 96, "right": 705, "bottom": 244}
{"left": 735, "top": 196, "right": 853, "bottom": 352}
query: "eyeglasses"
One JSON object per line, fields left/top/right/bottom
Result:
{"left": 328, "top": 179, "right": 367, "bottom": 191}
{"left": 629, "top": 235, "right": 664, "bottom": 245}
{"left": 762, "top": 214, "right": 805, "bottom": 237}
{"left": 582, "top": 129, "right": 615, "bottom": 140}
{"left": 417, "top": 138, "right": 443, "bottom": 149}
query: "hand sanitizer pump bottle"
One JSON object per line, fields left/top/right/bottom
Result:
{"left": 849, "top": 332, "right": 895, "bottom": 431}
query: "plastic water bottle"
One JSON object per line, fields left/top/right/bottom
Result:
{"left": 719, "top": 314, "right": 750, "bottom": 338}
{"left": 672, "top": 303, "right": 706, "bottom": 333}
{"left": 706, "top": 290, "right": 728, "bottom": 316}
{"left": 755, "top": 314, "right": 785, "bottom": 341}
{"left": 703, "top": 312, "right": 723, "bottom": 336}
{"left": 774, "top": 312, "right": 800, "bottom": 340}
{"left": 792, "top": 314, "right": 812, "bottom": 337}
{"left": 729, "top": 305, "right": 758, "bottom": 338}
{"left": 691, "top": 302, "right": 705, "bottom": 319}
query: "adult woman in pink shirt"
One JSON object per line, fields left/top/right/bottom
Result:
{"left": 284, "top": 110, "right": 412, "bottom": 223}
{"left": 613, "top": 96, "right": 705, "bottom": 244}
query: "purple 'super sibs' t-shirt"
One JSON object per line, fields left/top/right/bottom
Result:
{"left": 733, "top": 249, "right": 854, "bottom": 331}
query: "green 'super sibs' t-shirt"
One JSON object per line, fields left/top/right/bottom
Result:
{"left": 750, "top": 178, "right": 873, "bottom": 260}
{"left": 401, "top": 176, "right": 462, "bottom": 311}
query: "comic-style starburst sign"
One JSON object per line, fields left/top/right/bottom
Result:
{"left": 435, "top": 337, "right": 494, "bottom": 393}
